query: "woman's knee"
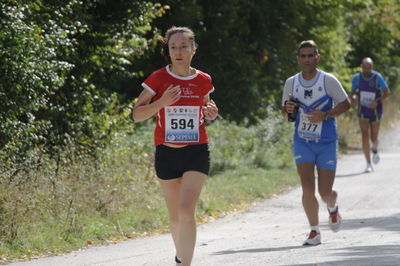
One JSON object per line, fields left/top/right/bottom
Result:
{"left": 169, "top": 213, "right": 180, "bottom": 226}
{"left": 179, "top": 212, "right": 195, "bottom": 224}
{"left": 178, "top": 204, "right": 196, "bottom": 223}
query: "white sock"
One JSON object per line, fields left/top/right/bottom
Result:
{"left": 328, "top": 205, "right": 338, "bottom": 213}
{"left": 310, "top": 225, "right": 320, "bottom": 233}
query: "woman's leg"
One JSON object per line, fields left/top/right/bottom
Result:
{"left": 158, "top": 178, "right": 182, "bottom": 260}
{"left": 178, "top": 171, "right": 207, "bottom": 266}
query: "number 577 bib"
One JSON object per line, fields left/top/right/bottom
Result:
{"left": 165, "top": 106, "right": 200, "bottom": 142}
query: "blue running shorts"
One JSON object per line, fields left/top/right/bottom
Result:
{"left": 293, "top": 139, "right": 338, "bottom": 170}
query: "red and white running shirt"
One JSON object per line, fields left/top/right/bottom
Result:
{"left": 142, "top": 65, "right": 215, "bottom": 146}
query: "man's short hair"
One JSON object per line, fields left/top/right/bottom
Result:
{"left": 297, "top": 40, "right": 319, "bottom": 55}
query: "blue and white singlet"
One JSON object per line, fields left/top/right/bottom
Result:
{"left": 291, "top": 71, "right": 337, "bottom": 143}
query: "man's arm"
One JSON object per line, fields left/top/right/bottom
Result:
{"left": 350, "top": 90, "right": 359, "bottom": 105}
{"left": 368, "top": 87, "right": 390, "bottom": 109}
{"left": 308, "top": 73, "right": 351, "bottom": 123}
{"left": 375, "top": 73, "right": 390, "bottom": 102}
{"left": 324, "top": 99, "right": 351, "bottom": 119}
{"left": 308, "top": 99, "right": 351, "bottom": 123}
{"left": 378, "top": 87, "right": 390, "bottom": 102}
{"left": 281, "top": 78, "right": 293, "bottom": 119}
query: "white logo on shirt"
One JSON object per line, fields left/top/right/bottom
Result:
{"left": 182, "top": 87, "right": 194, "bottom": 95}
{"left": 180, "top": 87, "right": 200, "bottom": 98}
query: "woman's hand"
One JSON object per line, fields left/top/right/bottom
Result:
{"left": 160, "top": 84, "right": 181, "bottom": 106}
{"left": 203, "top": 99, "right": 218, "bottom": 120}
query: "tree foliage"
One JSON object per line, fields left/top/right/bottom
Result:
{"left": 346, "top": 0, "right": 400, "bottom": 86}
{"left": 133, "top": 0, "right": 399, "bottom": 123}
{"left": 0, "top": 1, "right": 163, "bottom": 175}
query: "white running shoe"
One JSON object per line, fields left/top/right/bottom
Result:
{"left": 328, "top": 207, "right": 342, "bottom": 233}
{"left": 303, "top": 230, "right": 321, "bottom": 246}
{"left": 372, "top": 149, "right": 380, "bottom": 164}
{"left": 365, "top": 162, "right": 373, "bottom": 173}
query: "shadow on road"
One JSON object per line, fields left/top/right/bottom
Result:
{"left": 335, "top": 170, "right": 367, "bottom": 178}
{"left": 294, "top": 244, "right": 400, "bottom": 266}
{"left": 212, "top": 245, "right": 306, "bottom": 256}
{"left": 343, "top": 146, "right": 363, "bottom": 153}
{"left": 320, "top": 213, "right": 400, "bottom": 234}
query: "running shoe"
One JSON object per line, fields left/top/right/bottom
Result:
{"left": 303, "top": 230, "right": 321, "bottom": 246}
{"left": 365, "top": 162, "right": 373, "bottom": 173}
{"left": 372, "top": 148, "right": 380, "bottom": 164}
{"left": 328, "top": 206, "right": 342, "bottom": 232}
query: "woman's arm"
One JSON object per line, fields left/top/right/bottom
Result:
{"left": 132, "top": 85, "right": 181, "bottom": 122}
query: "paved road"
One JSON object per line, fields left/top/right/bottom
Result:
{"left": 9, "top": 124, "right": 400, "bottom": 266}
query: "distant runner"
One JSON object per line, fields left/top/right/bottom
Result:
{"left": 282, "top": 40, "right": 351, "bottom": 245}
{"left": 351, "top": 57, "right": 390, "bottom": 173}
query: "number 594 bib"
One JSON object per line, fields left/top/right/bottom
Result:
{"left": 165, "top": 106, "right": 200, "bottom": 142}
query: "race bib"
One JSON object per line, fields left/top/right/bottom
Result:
{"left": 360, "top": 91, "right": 375, "bottom": 107}
{"left": 165, "top": 106, "right": 200, "bottom": 142}
{"left": 297, "top": 109, "right": 323, "bottom": 141}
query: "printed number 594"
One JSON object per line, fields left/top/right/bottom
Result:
{"left": 171, "top": 119, "right": 194, "bottom": 130}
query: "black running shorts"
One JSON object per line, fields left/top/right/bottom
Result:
{"left": 155, "top": 144, "right": 210, "bottom": 180}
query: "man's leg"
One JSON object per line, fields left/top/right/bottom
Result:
{"left": 297, "top": 162, "right": 318, "bottom": 226}
{"left": 370, "top": 121, "right": 381, "bottom": 164}
{"left": 359, "top": 119, "right": 371, "bottom": 163}
{"left": 297, "top": 162, "right": 322, "bottom": 245}
{"left": 317, "top": 168, "right": 337, "bottom": 208}
{"left": 370, "top": 121, "right": 380, "bottom": 148}
{"left": 317, "top": 167, "right": 342, "bottom": 232}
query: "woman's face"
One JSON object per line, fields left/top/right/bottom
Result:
{"left": 168, "top": 32, "right": 195, "bottom": 67}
